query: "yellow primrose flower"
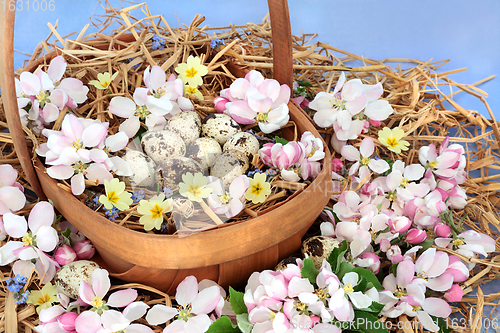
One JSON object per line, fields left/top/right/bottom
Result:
{"left": 184, "top": 84, "right": 204, "bottom": 100}
{"left": 175, "top": 55, "right": 208, "bottom": 87}
{"left": 378, "top": 127, "right": 410, "bottom": 154}
{"left": 178, "top": 172, "right": 213, "bottom": 202}
{"left": 137, "top": 193, "right": 173, "bottom": 231}
{"left": 88, "top": 72, "right": 118, "bottom": 90}
{"left": 27, "top": 282, "right": 58, "bottom": 314}
{"left": 99, "top": 178, "right": 133, "bottom": 211}
{"left": 245, "top": 172, "right": 271, "bottom": 204}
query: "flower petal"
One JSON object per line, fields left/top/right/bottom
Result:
{"left": 74, "top": 310, "right": 102, "bottom": 333}
{"left": 28, "top": 201, "right": 55, "bottom": 233}
{"left": 3, "top": 213, "right": 28, "bottom": 238}
{"left": 107, "top": 289, "right": 138, "bottom": 308}
{"left": 35, "top": 226, "right": 59, "bottom": 252}
{"left": 145, "top": 304, "right": 178, "bottom": 326}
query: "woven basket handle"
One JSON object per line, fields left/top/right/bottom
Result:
{"left": 0, "top": 9, "right": 46, "bottom": 199}
{"left": 0, "top": 1, "right": 293, "bottom": 200}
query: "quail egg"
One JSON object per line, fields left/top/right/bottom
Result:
{"left": 223, "top": 131, "right": 259, "bottom": 162}
{"left": 201, "top": 113, "right": 241, "bottom": 145}
{"left": 187, "top": 137, "right": 222, "bottom": 170}
{"left": 301, "top": 236, "right": 341, "bottom": 270}
{"left": 141, "top": 130, "right": 185, "bottom": 164}
{"left": 54, "top": 260, "right": 102, "bottom": 299}
{"left": 123, "top": 150, "right": 157, "bottom": 188}
{"left": 164, "top": 110, "right": 202, "bottom": 145}
{"left": 155, "top": 157, "right": 204, "bottom": 190}
{"left": 210, "top": 149, "right": 249, "bottom": 186}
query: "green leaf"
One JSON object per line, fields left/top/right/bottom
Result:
{"left": 363, "top": 301, "right": 385, "bottom": 316}
{"left": 61, "top": 227, "right": 72, "bottom": 238}
{"left": 206, "top": 316, "right": 241, "bottom": 333}
{"left": 274, "top": 136, "right": 289, "bottom": 145}
{"left": 351, "top": 310, "right": 389, "bottom": 333}
{"left": 435, "top": 317, "right": 453, "bottom": 333}
{"left": 229, "top": 287, "right": 247, "bottom": 315}
{"left": 327, "top": 240, "right": 348, "bottom": 273}
{"left": 336, "top": 262, "right": 354, "bottom": 280}
{"left": 350, "top": 267, "right": 384, "bottom": 291}
{"left": 416, "top": 238, "right": 434, "bottom": 251}
{"left": 297, "top": 80, "right": 313, "bottom": 87}
{"left": 301, "top": 258, "right": 319, "bottom": 284}
{"left": 353, "top": 275, "right": 367, "bottom": 293}
{"left": 236, "top": 314, "right": 253, "bottom": 333}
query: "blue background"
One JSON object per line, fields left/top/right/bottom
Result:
{"left": 10, "top": 0, "right": 500, "bottom": 327}
{"left": 10, "top": 0, "right": 500, "bottom": 120}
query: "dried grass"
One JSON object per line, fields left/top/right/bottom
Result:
{"left": 0, "top": 1, "right": 498, "bottom": 331}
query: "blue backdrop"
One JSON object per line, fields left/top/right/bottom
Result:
{"left": 11, "top": 0, "right": 500, "bottom": 119}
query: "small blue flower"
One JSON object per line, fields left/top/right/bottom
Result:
{"left": 210, "top": 38, "right": 225, "bottom": 50}
{"left": 163, "top": 187, "right": 174, "bottom": 198}
{"left": 104, "top": 207, "right": 120, "bottom": 221}
{"left": 151, "top": 34, "right": 166, "bottom": 50}
{"left": 131, "top": 189, "right": 145, "bottom": 203}
{"left": 15, "top": 290, "right": 29, "bottom": 305}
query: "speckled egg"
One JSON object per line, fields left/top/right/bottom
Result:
{"left": 187, "top": 137, "right": 222, "bottom": 170}
{"left": 223, "top": 132, "right": 260, "bottom": 162}
{"left": 210, "top": 150, "right": 249, "bottom": 185}
{"left": 54, "top": 260, "right": 102, "bottom": 299}
{"left": 164, "top": 111, "right": 202, "bottom": 145}
{"left": 301, "top": 236, "right": 341, "bottom": 270}
{"left": 155, "top": 157, "right": 204, "bottom": 190}
{"left": 123, "top": 150, "right": 157, "bottom": 188}
{"left": 274, "top": 256, "right": 301, "bottom": 271}
{"left": 201, "top": 113, "right": 241, "bottom": 145}
{"left": 141, "top": 130, "right": 185, "bottom": 164}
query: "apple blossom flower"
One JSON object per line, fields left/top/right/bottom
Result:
{"left": 75, "top": 269, "right": 138, "bottom": 333}
{"left": 353, "top": 252, "right": 381, "bottom": 274}
{"left": 99, "top": 178, "right": 133, "bottom": 211}
{"left": 0, "top": 201, "right": 59, "bottom": 283}
{"left": 310, "top": 72, "right": 393, "bottom": 141}
{"left": 109, "top": 87, "right": 170, "bottom": 137}
{"left": 179, "top": 172, "right": 213, "bottom": 203}
{"left": 207, "top": 175, "right": 249, "bottom": 218}
{"left": 433, "top": 222, "right": 452, "bottom": 238}
{"left": 88, "top": 71, "right": 118, "bottom": 90}
{"left": 137, "top": 193, "right": 173, "bottom": 231}
{"left": 245, "top": 172, "right": 271, "bottom": 204}
{"left": 340, "top": 137, "right": 389, "bottom": 179}
{"left": 378, "top": 127, "right": 410, "bottom": 153}
{"left": 435, "top": 230, "right": 496, "bottom": 258}
{"left": 385, "top": 160, "right": 429, "bottom": 202}
{"left": 143, "top": 65, "right": 191, "bottom": 116}
{"left": 414, "top": 248, "right": 454, "bottom": 292}
{"left": 54, "top": 244, "right": 77, "bottom": 266}
{"left": 146, "top": 276, "right": 222, "bottom": 332}
{"left": 175, "top": 55, "right": 208, "bottom": 87}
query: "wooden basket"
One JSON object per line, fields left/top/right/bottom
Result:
{"left": 0, "top": 1, "right": 332, "bottom": 294}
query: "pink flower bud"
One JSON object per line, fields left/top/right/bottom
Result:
{"left": 368, "top": 119, "right": 382, "bottom": 127}
{"left": 213, "top": 96, "right": 229, "bottom": 113}
{"left": 54, "top": 245, "right": 77, "bottom": 266}
{"left": 444, "top": 284, "right": 463, "bottom": 302}
{"left": 331, "top": 158, "right": 343, "bottom": 173}
{"left": 405, "top": 228, "right": 427, "bottom": 245}
{"left": 389, "top": 216, "right": 412, "bottom": 234}
{"left": 258, "top": 143, "right": 274, "bottom": 166}
{"left": 72, "top": 239, "right": 95, "bottom": 260}
{"left": 58, "top": 312, "right": 78, "bottom": 331}
{"left": 433, "top": 223, "right": 452, "bottom": 238}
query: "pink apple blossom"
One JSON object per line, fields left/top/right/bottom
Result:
{"left": 207, "top": 175, "right": 249, "bottom": 218}
{"left": 54, "top": 245, "right": 77, "bottom": 266}
{"left": 72, "top": 239, "right": 96, "bottom": 260}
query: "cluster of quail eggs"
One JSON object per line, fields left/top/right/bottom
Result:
{"left": 124, "top": 111, "right": 260, "bottom": 191}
